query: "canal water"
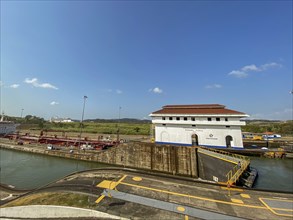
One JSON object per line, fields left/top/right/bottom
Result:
{"left": 250, "top": 157, "right": 293, "bottom": 192}
{"left": 0, "top": 148, "right": 108, "bottom": 189}
{"left": 1, "top": 149, "right": 292, "bottom": 192}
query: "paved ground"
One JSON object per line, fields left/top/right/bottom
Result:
{"left": 1, "top": 169, "right": 292, "bottom": 220}
{"left": 0, "top": 184, "right": 28, "bottom": 205}
{"left": 92, "top": 170, "right": 293, "bottom": 220}
{"left": 0, "top": 205, "right": 127, "bottom": 219}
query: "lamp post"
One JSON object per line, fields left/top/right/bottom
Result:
{"left": 76, "top": 95, "right": 87, "bottom": 172}
{"left": 79, "top": 95, "right": 88, "bottom": 147}
{"left": 117, "top": 106, "right": 121, "bottom": 143}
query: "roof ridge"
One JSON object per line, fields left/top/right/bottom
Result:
{"left": 163, "top": 104, "right": 225, "bottom": 109}
{"left": 151, "top": 104, "right": 247, "bottom": 116}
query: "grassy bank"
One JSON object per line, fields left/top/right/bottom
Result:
{"left": 18, "top": 121, "right": 152, "bottom": 136}
{"left": 3, "top": 192, "right": 97, "bottom": 209}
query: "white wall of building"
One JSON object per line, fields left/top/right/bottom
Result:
{"left": 154, "top": 124, "right": 243, "bottom": 148}
{"left": 152, "top": 115, "right": 245, "bottom": 148}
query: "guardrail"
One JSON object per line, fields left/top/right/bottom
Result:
{"left": 226, "top": 158, "right": 250, "bottom": 185}
{"left": 199, "top": 146, "right": 249, "bottom": 161}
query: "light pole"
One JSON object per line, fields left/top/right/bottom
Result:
{"left": 117, "top": 106, "right": 121, "bottom": 143}
{"left": 21, "top": 109, "right": 24, "bottom": 118}
{"left": 79, "top": 95, "right": 88, "bottom": 147}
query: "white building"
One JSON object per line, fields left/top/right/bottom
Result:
{"left": 50, "top": 117, "right": 73, "bottom": 123}
{"left": 150, "top": 104, "right": 248, "bottom": 149}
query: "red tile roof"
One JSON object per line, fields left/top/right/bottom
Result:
{"left": 151, "top": 104, "right": 246, "bottom": 115}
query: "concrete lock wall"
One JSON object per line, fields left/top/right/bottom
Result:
{"left": 0, "top": 142, "right": 235, "bottom": 182}
{"left": 98, "top": 142, "right": 199, "bottom": 177}
{"left": 92, "top": 142, "right": 234, "bottom": 182}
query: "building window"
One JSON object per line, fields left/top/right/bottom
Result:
{"left": 191, "top": 117, "right": 195, "bottom": 121}
{"left": 169, "top": 117, "right": 173, "bottom": 120}
{"left": 176, "top": 117, "right": 180, "bottom": 121}
{"left": 162, "top": 124, "right": 166, "bottom": 126}
{"left": 162, "top": 117, "right": 165, "bottom": 120}
{"left": 225, "top": 118, "right": 228, "bottom": 121}
{"left": 208, "top": 117, "right": 212, "bottom": 121}
{"left": 216, "top": 118, "right": 220, "bottom": 121}
{"left": 226, "top": 126, "right": 230, "bottom": 128}
{"left": 184, "top": 117, "right": 187, "bottom": 121}
{"left": 192, "top": 125, "right": 196, "bottom": 127}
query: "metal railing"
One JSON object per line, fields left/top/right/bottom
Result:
{"left": 226, "top": 158, "right": 250, "bottom": 185}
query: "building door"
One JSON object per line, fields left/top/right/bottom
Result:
{"left": 161, "top": 131, "right": 169, "bottom": 142}
{"left": 226, "top": 135, "right": 233, "bottom": 148}
{"left": 192, "top": 134, "right": 199, "bottom": 146}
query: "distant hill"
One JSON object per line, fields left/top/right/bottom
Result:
{"left": 242, "top": 120, "right": 292, "bottom": 135}
{"left": 242, "top": 119, "right": 282, "bottom": 124}
{"left": 84, "top": 118, "right": 151, "bottom": 124}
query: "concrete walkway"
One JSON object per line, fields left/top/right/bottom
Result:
{"left": 0, "top": 205, "right": 128, "bottom": 219}
{"left": 103, "top": 189, "right": 244, "bottom": 220}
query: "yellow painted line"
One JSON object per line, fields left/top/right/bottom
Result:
{"left": 262, "top": 197, "right": 293, "bottom": 202}
{"left": 95, "top": 175, "right": 127, "bottom": 204}
{"left": 117, "top": 175, "right": 127, "bottom": 184}
{"left": 120, "top": 182, "right": 266, "bottom": 209}
{"left": 240, "top": 194, "right": 251, "bottom": 199}
{"left": 231, "top": 198, "right": 244, "bottom": 204}
{"left": 259, "top": 197, "right": 293, "bottom": 217}
{"left": 199, "top": 150, "right": 238, "bottom": 164}
{"left": 259, "top": 198, "right": 282, "bottom": 216}
{"left": 221, "top": 186, "right": 243, "bottom": 192}
{"left": 218, "top": 181, "right": 227, "bottom": 185}
{"left": 272, "top": 208, "right": 293, "bottom": 212}
{"left": 95, "top": 195, "right": 105, "bottom": 204}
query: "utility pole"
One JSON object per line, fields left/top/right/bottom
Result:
{"left": 117, "top": 106, "right": 121, "bottom": 143}
{"left": 79, "top": 95, "right": 88, "bottom": 148}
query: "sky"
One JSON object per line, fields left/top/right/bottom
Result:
{"left": 0, "top": 0, "right": 292, "bottom": 121}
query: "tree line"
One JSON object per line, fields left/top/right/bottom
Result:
{"left": 5, "top": 115, "right": 293, "bottom": 136}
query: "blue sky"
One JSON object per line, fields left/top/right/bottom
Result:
{"left": 1, "top": 1, "right": 292, "bottom": 120}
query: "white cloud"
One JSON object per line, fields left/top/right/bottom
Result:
{"left": 205, "top": 84, "right": 222, "bottom": 89}
{"left": 24, "top": 78, "right": 58, "bottom": 90}
{"left": 50, "top": 101, "right": 59, "bottom": 105}
{"left": 10, "top": 84, "right": 20, "bottom": 89}
{"left": 260, "top": 62, "right": 281, "bottom": 71}
{"left": 228, "top": 62, "right": 281, "bottom": 78}
{"left": 149, "top": 87, "right": 163, "bottom": 94}
{"left": 228, "top": 70, "right": 248, "bottom": 78}
{"left": 241, "top": 64, "right": 259, "bottom": 72}
{"left": 106, "top": 89, "right": 122, "bottom": 94}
